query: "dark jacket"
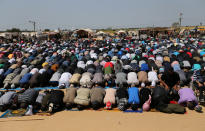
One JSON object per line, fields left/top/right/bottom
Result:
{"left": 49, "top": 90, "right": 64, "bottom": 105}
{"left": 18, "top": 88, "right": 39, "bottom": 104}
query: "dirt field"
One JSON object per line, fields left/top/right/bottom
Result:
{"left": 0, "top": 108, "right": 205, "bottom": 131}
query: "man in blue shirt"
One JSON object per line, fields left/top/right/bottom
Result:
{"left": 128, "top": 84, "right": 140, "bottom": 110}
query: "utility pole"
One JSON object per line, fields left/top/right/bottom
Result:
{"left": 152, "top": 24, "right": 154, "bottom": 37}
{"left": 29, "top": 21, "right": 36, "bottom": 32}
{"left": 179, "top": 13, "right": 183, "bottom": 27}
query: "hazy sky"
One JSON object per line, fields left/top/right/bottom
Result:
{"left": 0, "top": 0, "right": 205, "bottom": 30}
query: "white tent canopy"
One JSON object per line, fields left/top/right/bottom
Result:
{"left": 96, "top": 31, "right": 106, "bottom": 35}
{"left": 117, "top": 30, "right": 126, "bottom": 34}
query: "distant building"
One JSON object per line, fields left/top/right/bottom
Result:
{"left": 21, "top": 32, "right": 37, "bottom": 37}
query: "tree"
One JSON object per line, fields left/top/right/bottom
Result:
{"left": 6, "top": 28, "right": 21, "bottom": 32}
{"left": 172, "top": 22, "right": 180, "bottom": 28}
{"left": 44, "top": 29, "right": 50, "bottom": 32}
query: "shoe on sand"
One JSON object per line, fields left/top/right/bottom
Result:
{"left": 194, "top": 105, "right": 203, "bottom": 113}
{"left": 25, "top": 105, "right": 33, "bottom": 116}
{"left": 48, "top": 103, "right": 54, "bottom": 113}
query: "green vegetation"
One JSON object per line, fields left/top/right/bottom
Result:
{"left": 6, "top": 28, "right": 21, "bottom": 32}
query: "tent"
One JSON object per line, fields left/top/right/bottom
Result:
{"left": 117, "top": 30, "right": 126, "bottom": 34}
{"left": 128, "top": 31, "right": 139, "bottom": 36}
{"left": 96, "top": 31, "right": 106, "bottom": 36}
{"left": 73, "top": 28, "right": 94, "bottom": 38}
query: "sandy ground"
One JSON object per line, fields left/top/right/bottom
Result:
{"left": 0, "top": 108, "right": 205, "bottom": 131}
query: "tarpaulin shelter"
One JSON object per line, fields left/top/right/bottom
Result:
{"left": 73, "top": 28, "right": 94, "bottom": 38}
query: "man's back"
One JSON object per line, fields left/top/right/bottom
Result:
{"left": 90, "top": 87, "right": 105, "bottom": 103}
{"left": 178, "top": 87, "right": 197, "bottom": 104}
